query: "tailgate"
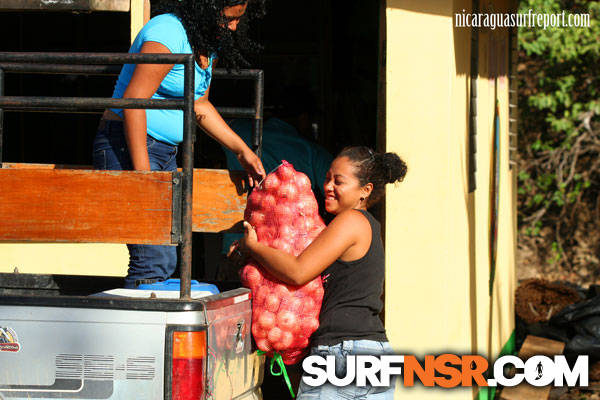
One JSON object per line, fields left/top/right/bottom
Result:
{"left": 0, "top": 288, "right": 264, "bottom": 400}
{"left": 0, "top": 303, "right": 169, "bottom": 400}
{"left": 202, "top": 289, "right": 265, "bottom": 400}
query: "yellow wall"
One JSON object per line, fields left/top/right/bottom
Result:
{"left": 130, "top": 0, "right": 150, "bottom": 43}
{"left": 385, "top": 0, "right": 516, "bottom": 398}
{"left": 0, "top": 244, "right": 128, "bottom": 276}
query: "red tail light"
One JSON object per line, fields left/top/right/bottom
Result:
{"left": 172, "top": 331, "right": 206, "bottom": 400}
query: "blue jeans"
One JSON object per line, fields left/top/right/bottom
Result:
{"left": 297, "top": 340, "right": 396, "bottom": 400}
{"left": 92, "top": 119, "right": 178, "bottom": 289}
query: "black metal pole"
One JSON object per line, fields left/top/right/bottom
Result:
{"left": 212, "top": 68, "right": 263, "bottom": 79}
{"left": 468, "top": 0, "right": 479, "bottom": 193}
{"left": 0, "top": 63, "right": 121, "bottom": 75}
{"left": 217, "top": 107, "right": 255, "bottom": 118}
{"left": 0, "top": 67, "right": 4, "bottom": 167}
{"left": 180, "top": 54, "right": 195, "bottom": 300}
{"left": 0, "top": 52, "right": 190, "bottom": 65}
{"left": 252, "top": 70, "right": 264, "bottom": 158}
{"left": 0, "top": 96, "right": 183, "bottom": 110}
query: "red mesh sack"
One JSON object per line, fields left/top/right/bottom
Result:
{"left": 240, "top": 161, "right": 325, "bottom": 365}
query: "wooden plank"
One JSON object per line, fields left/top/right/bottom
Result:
{"left": 0, "top": 169, "right": 174, "bottom": 245}
{"left": 2, "top": 163, "right": 89, "bottom": 170}
{"left": 2, "top": 164, "right": 249, "bottom": 234}
{"left": 191, "top": 169, "right": 248, "bottom": 233}
{"left": 499, "top": 335, "right": 565, "bottom": 400}
{"left": 0, "top": 0, "right": 129, "bottom": 11}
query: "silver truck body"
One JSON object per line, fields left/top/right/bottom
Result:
{"left": 0, "top": 288, "right": 264, "bottom": 400}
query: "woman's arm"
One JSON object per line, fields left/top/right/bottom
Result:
{"left": 122, "top": 41, "right": 173, "bottom": 171}
{"left": 195, "top": 94, "right": 265, "bottom": 186}
{"left": 240, "top": 209, "right": 370, "bottom": 286}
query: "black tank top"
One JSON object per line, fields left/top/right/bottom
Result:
{"left": 312, "top": 209, "right": 387, "bottom": 346}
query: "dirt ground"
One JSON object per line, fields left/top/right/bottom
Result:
{"left": 515, "top": 279, "right": 584, "bottom": 324}
{"left": 516, "top": 227, "right": 600, "bottom": 287}
{"left": 515, "top": 245, "right": 600, "bottom": 399}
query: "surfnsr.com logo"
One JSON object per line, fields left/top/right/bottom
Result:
{"left": 302, "top": 354, "right": 589, "bottom": 388}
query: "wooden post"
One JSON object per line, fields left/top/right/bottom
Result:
{"left": 499, "top": 335, "right": 565, "bottom": 400}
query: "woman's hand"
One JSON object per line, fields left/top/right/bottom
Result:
{"left": 227, "top": 221, "right": 257, "bottom": 266}
{"left": 227, "top": 240, "right": 246, "bottom": 266}
{"left": 237, "top": 149, "right": 266, "bottom": 187}
{"left": 241, "top": 221, "right": 258, "bottom": 248}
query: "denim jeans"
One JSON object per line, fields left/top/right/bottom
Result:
{"left": 92, "top": 120, "right": 178, "bottom": 289}
{"left": 297, "top": 340, "right": 396, "bottom": 400}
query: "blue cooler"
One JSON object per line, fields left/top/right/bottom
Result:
{"left": 137, "top": 279, "right": 219, "bottom": 297}
{"left": 91, "top": 279, "right": 219, "bottom": 299}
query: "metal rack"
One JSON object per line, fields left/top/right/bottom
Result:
{"left": 0, "top": 52, "right": 263, "bottom": 299}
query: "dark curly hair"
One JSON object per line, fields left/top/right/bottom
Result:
{"left": 338, "top": 146, "right": 407, "bottom": 207}
{"left": 153, "top": 0, "right": 266, "bottom": 69}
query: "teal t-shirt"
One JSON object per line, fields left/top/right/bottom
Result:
{"left": 224, "top": 118, "right": 333, "bottom": 196}
{"left": 111, "top": 13, "right": 215, "bottom": 145}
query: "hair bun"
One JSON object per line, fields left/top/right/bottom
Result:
{"left": 336, "top": 146, "right": 407, "bottom": 208}
{"left": 381, "top": 153, "right": 407, "bottom": 184}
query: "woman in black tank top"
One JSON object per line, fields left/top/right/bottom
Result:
{"left": 233, "top": 146, "right": 407, "bottom": 399}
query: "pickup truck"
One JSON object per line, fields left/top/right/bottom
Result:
{"left": 0, "top": 52, "right": 265, "bottom": 400}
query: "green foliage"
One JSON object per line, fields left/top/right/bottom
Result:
{"left": 546, "top": 241, "right": 564, "bottom": 264}
{"left": 517, "top": 0, "right": 600, "bottom": 267}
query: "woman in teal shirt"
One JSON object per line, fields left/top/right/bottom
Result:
{"left": 93, "top": 0, "right": 266, "bottom": 288}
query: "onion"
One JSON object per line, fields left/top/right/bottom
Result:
{"left": 254, "top": 285, "right": 269, "bottom": 306}
{"left": 294, "top": 236, "right": 311, "bottom": 254}
{"left": 278, "top": 182, "right": 298, "bottom": 202}
{"left": 256, "top": 338, "right": 273, "bottom": 352}
{"left": 314, "top": 286, "right": 324, "bottom": 300}
{"left": 302, "top": 278, "right": 321, "bottom": 295}
{"left": 293, "top": 216, "right": 312, "bottom": 232}
{"left": 241, "top": 264, "right": 263, "bottom": 289}
{"left": 256, "top": 225, "right": 276, "bottom": 244}
{"left": 276, "top": 310, "right": 298, "bottom": 331}
{"left": 258, "top": 311, "right": 276, "bottom": 330}
{"left": 247, "top": 190, "right": 263, "bottom": 210}
{"left": 278, "top": 223, "right": 295, "bottom": 240}
{"left": 271, "top": 238, "right": 293, "bottom": 254}
{"left": 294, "top": 337, "right": 309, "bottom": 349}
{"left": 277, "top": 161, "right": 296, "bottom": 181}
{"left": 252, "top": 324, "right": 267, "bottom": 339}
{"left": 300, "top": 316, "right": 319, "bottom": 336}
{"left": 279, "top": 331, "right": 294, "bottom": 349}
{"left": 301, "top": 297, "right": 316, "bottom": 315}
{"left": 296, "top": 194, "right": 318, "bottom": 216}
{"left": 280, "top": 296, "right": 303, "bottom": 313}
{"left": 261, "top": 193, "right": 277, "bottom": 210}
{"left": 273, "top": 284, "right": 292, "bottom": 299}
{"left": 267, "top": 326, "right": 282, "bottom": 343}
{"left": 272, "top": 203, "right": 294, "bottom": 226}
{"left": 248, "top": 211, "right": 266, "bottom": 228}
{"left": 262, "top": 174, "right": 281, "bottom": 193}
{"left": 264, "top": 292, "right": 281, "bottom": 313}
{"left": 294, "top": 172, "right": 312, "bottom": 193}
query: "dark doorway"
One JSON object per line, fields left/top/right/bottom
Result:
{"left": 0, "top": 1, "right": 380, "bottom": 397}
